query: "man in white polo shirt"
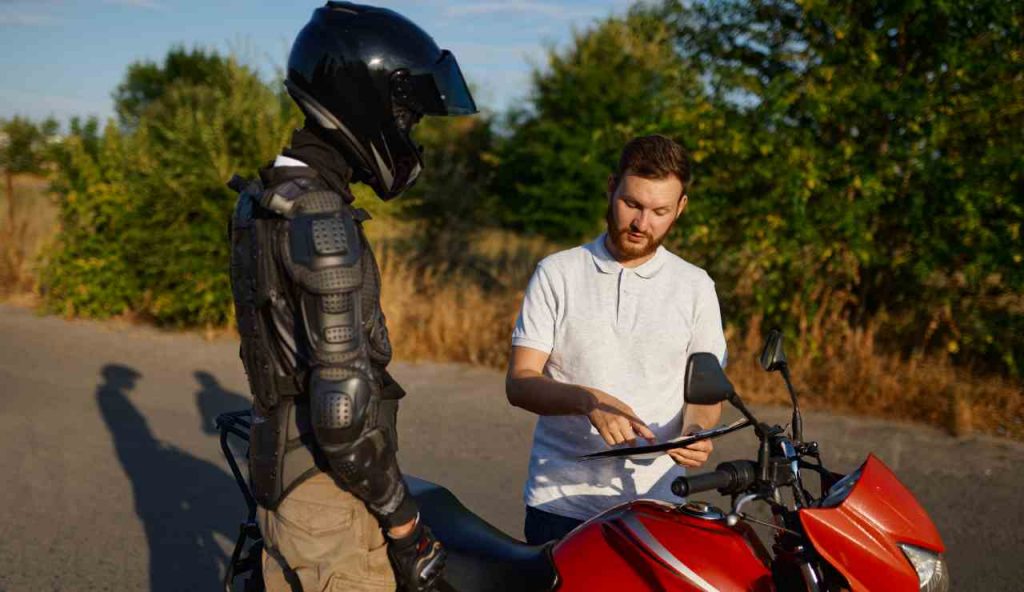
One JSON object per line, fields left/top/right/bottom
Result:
{"left": 506, "top": 135, "right": 727, "bottom": 544}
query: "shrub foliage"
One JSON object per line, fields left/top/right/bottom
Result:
{"left": 44, "top": 51, "right": 301, "bottom": 325}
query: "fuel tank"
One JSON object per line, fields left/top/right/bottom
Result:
{"left": 552, "top": 500, "right": 773, "bottom": 591}
{"left": 799, "top": 454, "right": 945, "bottom": 591}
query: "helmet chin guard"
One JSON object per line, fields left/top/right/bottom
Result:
{"left": 285, "top": 2, "right": 477, "bottom": 201}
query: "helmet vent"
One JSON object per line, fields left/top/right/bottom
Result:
{"left": 325, "top": 2, "right": 359, "bottom": 15}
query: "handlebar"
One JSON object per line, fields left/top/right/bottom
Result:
{"left": 671, "top": 460, "right": 757, "bottom": 497}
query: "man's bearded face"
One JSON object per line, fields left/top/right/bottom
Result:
{"left": 605, "top": 173, "right": 687, "bottom": 260}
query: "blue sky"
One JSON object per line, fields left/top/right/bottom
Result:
{"left": 0, "top": 0, "right": 635, "bottom": 125}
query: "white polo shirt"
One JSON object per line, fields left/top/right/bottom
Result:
{"left": 512, "top": 233, "right": 727, "bottom": 520}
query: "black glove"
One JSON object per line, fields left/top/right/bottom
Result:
{"left": 387, "top": 519, "right": 446, "bottom": 591}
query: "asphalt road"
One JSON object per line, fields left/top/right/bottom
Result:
{"left": 1, "top": 303, "right": 1021, "bottom": 591}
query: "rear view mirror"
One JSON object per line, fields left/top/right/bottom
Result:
{"left": 759, "top": 329, "right": 787, "bottom": 372}
{"left": 685, "top": 353, "right": 734, "bottom": 405}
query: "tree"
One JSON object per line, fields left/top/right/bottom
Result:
{"left": 113, "top": 46, "right": 233, "bottom": 128}
{"left": 401, "top": 114, "right": 499, "bottom": 274}
{"left": 666, "top": 0, "right": 1024, "bottom": 373}
{"left": 495, "top": 6, "right": 720, "bottom": 242}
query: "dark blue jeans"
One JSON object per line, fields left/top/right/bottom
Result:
{"left": 524, "top": 506, "right": 585, "bottom": 545}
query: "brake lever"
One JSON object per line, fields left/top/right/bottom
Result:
{"left": 725, "top": 492, "right": 761, "bottom": 526}
{"left": 726, "top": 493, "right": 803, "bottom": 537}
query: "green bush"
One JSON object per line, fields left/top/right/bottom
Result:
{"left": 44, "top": 52, "right": 302, "bottom": 326}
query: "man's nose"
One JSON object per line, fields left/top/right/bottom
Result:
{"left": 631, "top": 211, "right": 650, "bottom": 232}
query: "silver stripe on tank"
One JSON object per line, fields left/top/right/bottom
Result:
{"left": 620, "top": 514, "right": 720, "bottom": 592}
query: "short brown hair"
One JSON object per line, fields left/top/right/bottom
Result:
{"left": 614, "top": 134, "right": 692, "bottom": 193}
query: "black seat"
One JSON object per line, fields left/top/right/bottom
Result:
{"left": 405, "top": 476, "right": 558, "bottom": 592}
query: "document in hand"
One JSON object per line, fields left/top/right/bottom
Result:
{"left": 577, "top": 418, "right": 751, "bottom": 461}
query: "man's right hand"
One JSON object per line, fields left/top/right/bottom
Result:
{"left": 584, "top": 388, "right": 656, "bottom": 447}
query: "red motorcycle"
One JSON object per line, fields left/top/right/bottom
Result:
{"left": 219, "top": 330, "right": 949, "bottom": 591}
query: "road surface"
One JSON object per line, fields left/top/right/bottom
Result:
{"left": 0, "top": 304, "right": 1021, "bottom": 590}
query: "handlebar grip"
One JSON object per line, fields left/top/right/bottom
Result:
{"left": 672, "top": 470, "right": 732, "bottom": 497}
{"left": 671, "top": 461, "right": 757, "bottom": 497}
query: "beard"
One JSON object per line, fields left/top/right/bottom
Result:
{"left": 605, "top": 203, "right": 674, "bottom": 260}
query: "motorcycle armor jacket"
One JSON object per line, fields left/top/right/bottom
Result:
{"left": 228, "top": 168, "right": 415, "bottom": 529}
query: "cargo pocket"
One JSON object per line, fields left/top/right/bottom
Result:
{"left": 274, "top": 497, "right": 355, "bottom": 538}
{"left": 328, "top": 567, "right": 394, "bottom": 592}
{"left": 364, "top": 538, "right": 397, "bottom": 588}
{"left": 325, "top": 529, "right": 396, "bottom": 592}
{"left": 361, "top": 502, "right": 398, "bottom": 590}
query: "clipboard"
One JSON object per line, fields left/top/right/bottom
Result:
{"left": 577, "top": 418, "right": 751, "bottom": 461}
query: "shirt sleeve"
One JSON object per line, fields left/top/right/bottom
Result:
{"left": 689, "top": 275, "right": 728, "bottom": 367}
{"left": 511, "top": 263, "right": 558, "bottom": 354}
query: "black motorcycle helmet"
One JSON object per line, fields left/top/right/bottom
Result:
{"left": 285, "top": 1, "right": 478, "bottom": 200}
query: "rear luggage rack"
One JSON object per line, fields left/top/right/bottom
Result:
{"left": 215, "top": 409, "right": 264, "bottom": 591}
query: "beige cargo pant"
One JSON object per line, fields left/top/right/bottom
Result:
{"left": 258, "top": 472, "right": 397, "bottom": 591}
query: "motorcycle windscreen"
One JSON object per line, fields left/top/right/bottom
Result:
{"left": 407, "top": 50, "right": 478, "bottom": 116}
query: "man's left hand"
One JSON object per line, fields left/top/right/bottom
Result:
{"left": 667, "top": 425, "right": 713, "bottom": 468}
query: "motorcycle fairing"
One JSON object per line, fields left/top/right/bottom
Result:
{"left": 799, "top": 454, "right": 945, "bottom": 591}
{"left": 553, "top": 501, "right": 773, "bottom": 592}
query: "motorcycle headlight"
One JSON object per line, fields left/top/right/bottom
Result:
{"left": 899, "top": 544, "right": 950, "bottom": 592}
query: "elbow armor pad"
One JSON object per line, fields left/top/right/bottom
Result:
{"left": 309, "top": 368, "right": 411, "bottom": 521}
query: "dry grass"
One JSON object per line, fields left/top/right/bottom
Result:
{"left": 380, "top": 252, "right": 523, "bottom": 368}
{"left": 726, "top": 316, "right": 1023, "bottom": 440}
{"left": 0, "top": 173, "right": 58, "bottom": 298}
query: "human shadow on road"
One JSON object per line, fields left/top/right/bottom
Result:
{"left": 194, "top": 370, "right": 251, "bottom": 435}
{"left": 96, "top": 364, "right": 238, "bottom": 592}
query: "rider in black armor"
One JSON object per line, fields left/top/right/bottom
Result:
{"left": 228, "top": 3, "right": 477, "bottom": 590}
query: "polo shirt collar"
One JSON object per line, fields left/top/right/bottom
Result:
{"left": 588, "top": 233, "right": 668, "bottom": 279}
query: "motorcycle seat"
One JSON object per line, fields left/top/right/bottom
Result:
{"left": 406, "top": 476, "right": 558, "bottom": 592}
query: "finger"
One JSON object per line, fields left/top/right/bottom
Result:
{"left": 668, "top": 449, "right": 702, "bottom": 467}
{"left": 686, "top": 438, "right": 713, "bottom": 453}
{"left": 620, "top": 419, "right": 638, "bottom": 446}
{"left": 667, "top": 451, "right": 692, "bottom": 467}
{"left": 667, "top": 450, "right": 708, "bottom": 464}
{"left": 608, "top": 424, "right": 627, "bottom": 446}
{"left": 682, "top": 447, "right": 712, "bottom": 462}
{"left": 598, "top": 428, "right": 616, "bottom": 447}
{"left": 631, "top": 420, "right": 657, "bottom": 443}
{"left": 669, "top": 447, "right": 711, "bottom": 464}
{"left": 610, "top": 417, "right": 638, "bottom": 446}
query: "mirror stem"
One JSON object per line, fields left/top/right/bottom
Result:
{"left": 728, "top": 391, "right": 773, "bottom": 482}
{"left": 780, "top": 364, "right": 803, "bottom": 442}
{"left": 727, "top": 391, "right": 762, "bottom": 436}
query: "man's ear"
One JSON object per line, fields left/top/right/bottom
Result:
{"left": 675, "top": 193, "right": 688, "bottom": 220}
{"left": 607, "top": 174, "right": 618, "bottom": 202}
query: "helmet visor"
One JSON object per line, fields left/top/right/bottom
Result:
{"left": 406, "top": 50, "right": 478, "bottom": 116}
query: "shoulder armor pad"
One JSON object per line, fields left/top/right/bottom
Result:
{"left": 259, "top": 181, "right": 352, "bottom": 220}
{"left": 284, "top": 206, "right": 364, "bottom": 294}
